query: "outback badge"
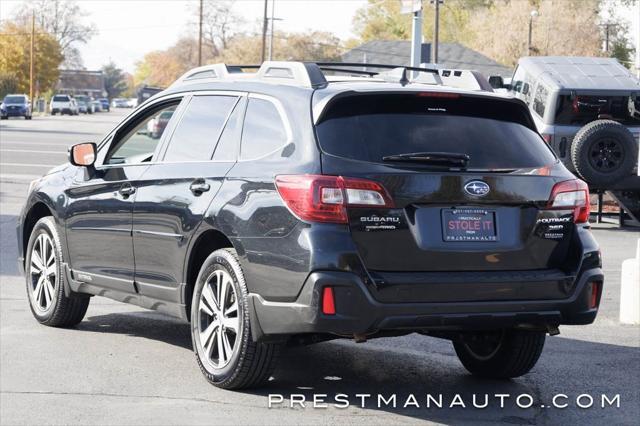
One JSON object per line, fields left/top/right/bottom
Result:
{"left": 464, "top": 180, "right": 490, "bottom": 196}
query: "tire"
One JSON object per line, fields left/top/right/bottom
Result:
{"left": 190, "top": 248, "right": 281, "bottom": 389}
{"left": 453, "top": 329, "right": 545, "bottom": 379}
{"left": 571, "top": 120, "right": 638, "bottom": 186}
{"left": 25, "top": 217, "right": 90, "bottom": 327}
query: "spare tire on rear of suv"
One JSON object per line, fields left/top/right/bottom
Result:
{"left": 571, "top": 120, "right": 637, "bottom": 186}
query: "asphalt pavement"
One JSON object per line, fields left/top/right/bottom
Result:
{"left": 0, "top": 112, "right": 639, "bottom": 425}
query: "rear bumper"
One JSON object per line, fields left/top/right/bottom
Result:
{"left": 249, "top": 267, "right": 603, "bottom": 340}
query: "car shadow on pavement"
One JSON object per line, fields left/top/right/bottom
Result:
{"left": 79, "top": 312, "right": 192, "bottom": 350}
{"left": 79, "top": 310, "right": 638, "bottom": 425}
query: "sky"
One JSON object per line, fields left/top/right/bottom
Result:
{"left": 1, "top": 0, "right": 638, "bottom": 74}
{"left": 0, "top": 0, "right": 367, "bottom": 72}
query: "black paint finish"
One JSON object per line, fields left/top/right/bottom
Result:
{"left": 16, "top": 79, "right": 603, "bottom": 339}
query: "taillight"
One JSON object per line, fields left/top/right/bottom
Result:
{"left": 547, "top": 179, "right": 590, "bottom": 223}
{"left": 322, "top": 287, "right": 336, "bottom": 315}
{"left": 275, "top": 175, "right": 394, "bottom": 224}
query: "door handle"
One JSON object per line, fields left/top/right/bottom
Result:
{"left": 190, "top": 179, "right": 210, "bottom": 195}
{"left": 118, "top": 184, "right": 136, "bottom": 197}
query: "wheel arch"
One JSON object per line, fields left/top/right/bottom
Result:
{"left": 22, "top": 201, "right": 55, "bottom": 267}
{"left": 183, "top": 227, "right": 236, "bottom": 319}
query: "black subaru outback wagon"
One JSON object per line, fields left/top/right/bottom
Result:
{"left": 17, "top": 62, "right": 603, "bottom": 389}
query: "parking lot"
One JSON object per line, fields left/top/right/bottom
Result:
{"left": 0, "top": 112, "right": 639, "bottom": 425}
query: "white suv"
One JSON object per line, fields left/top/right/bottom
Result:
{"left": 50, "top": 95, "right": 79, "bottom": 116}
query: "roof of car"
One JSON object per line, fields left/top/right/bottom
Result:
{"left": 155, "top": 61, "right": 514, "bottom": 107}
{"left": 518, "top": 56, "right": 640, "bottom": 92}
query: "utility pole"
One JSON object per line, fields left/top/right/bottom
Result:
{"left": 261, "top": 0, "right": 268, "bottom": 62}
{"left": 599, "top": 23, "right": 618, "bottom": 53}
{"left": 267, "top": 1, "right": 283, "bottom": 61}
{"left": 198, "top": 0, "right": 203, "bottom": 66}
{"left": 527, "top": 10, "right": 538, "bottom": 56}
{"left": 432, "top": 0, "right": 440, "bottom": 64}
{"left": 29, "top": 11, "right": 35, "bottom": 105}
{"left": 268, "top": 0, "right": 275, "bottom": 60}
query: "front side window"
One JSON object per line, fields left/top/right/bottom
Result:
{"left": 105, "top": 102, "right": 180, "bottom": 165}
{"left": 240, "top": 98, "right": 288, "bottom": 160}
{"left": 163, "top": 95, "right": 237, "bottom": 162}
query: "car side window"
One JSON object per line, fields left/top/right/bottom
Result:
{"left": 212, "top": 96, "right": 246, "bottom": 162}
{"left": 532, "top": 83, "right": 549, "bottom": 118}
{"left": 162, "top": 95, "right": 237, "bottom": 162}
{"left": 240, "top": 98, "right": 288, "bottom": 161}
{"left": 104, "top": 102, "right": 180, "bottom": 165}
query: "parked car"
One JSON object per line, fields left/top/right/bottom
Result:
{"left": 74, "top": 95, "right": 93, "bottom": 114}
{"left": 1, "top": 94, "right": 32, "bottom": 119}
{"left": 17, "top": 61, "right": 603, "bottom": 391}
{"left": 137, "top": 86, "right": 163, "bottom": 106}
{"left": 91, "top": 100, "right": 102, "bottom": 112}
{"left": 98, "top": 98, "right": 110, "bottom": 112}
{"left": 50, "top": 95, "right": 78, "bottom": 115}
{"left": 112, "top": 98, "right": 128, "bottom": 108}
{"left": 127, "top": 98, "right": 138, "bottom": 108}
{"left": 491, "top": 56, "right": 639, "bottom": 188}
{"left": 146, "top": 109, "right": 174, "bottom": 138}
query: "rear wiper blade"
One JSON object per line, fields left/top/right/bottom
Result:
{"left": 382, "top": 151, "right": 470, "bottom": 167}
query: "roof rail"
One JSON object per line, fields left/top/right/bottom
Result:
{"left": 169, "top": 61, "right": 328, "bottom": 89}
{"left": 256, "top": 61, "right": 327, "bottom": 88}
{"left": 167, "top": 61, "right": 489, "bottom": 91}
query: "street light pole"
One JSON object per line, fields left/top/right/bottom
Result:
{"left": 527, "top": 10, "right": 538, "bottom": 56}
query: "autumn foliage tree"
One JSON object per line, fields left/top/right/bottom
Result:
{"left": 351, "top": 0, "right": 629, "bottom": 67}
{"left": 0, "top": 21, "right": 64, "bottom": 95}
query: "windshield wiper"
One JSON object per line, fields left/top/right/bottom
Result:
{"left": 382, "top": 151, "right": 470, "bottom": 168}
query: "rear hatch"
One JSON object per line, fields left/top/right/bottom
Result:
{"left": 314, "top": 92, "right": 588, "bottom": 300}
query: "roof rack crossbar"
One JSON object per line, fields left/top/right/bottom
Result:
{"left": 315, "top": 62, "right": 439, "bottom": 74}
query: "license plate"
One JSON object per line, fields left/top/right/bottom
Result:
{"left": 442, "top": 208, "right": 497, "bottom": 242}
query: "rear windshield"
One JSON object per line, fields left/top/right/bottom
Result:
{"left": 554, "top": 94, "right": 640, "bottom": 126}
{"left": 316, "top": 94, "right": 556, "bottom": 169}
{"left": 53, "top": 95, "right": 69, "bottom": 102}
{"left": 3, "top": 96, "right": 26, "bottom": 104}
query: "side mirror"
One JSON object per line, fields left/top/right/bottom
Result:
{"left": 522, "top": 83, "right": 530, "bottom": 95}
{"left": 69, "top": 142, "right": 97, "bottom": 167}
{"left": 488, "top": 75, "right": 504, "bottom": 89}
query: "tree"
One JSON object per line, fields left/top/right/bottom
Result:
{"left": 352, "top": 0, "right": 493, "bottom": 48}
{"left": 219, "top": 31, "right": 343, "bottom": 64}
{"left": 102, "top": 61, "right": 128, "bottom": 99}
{"left": 134, "top": 50, "right": 186, "bottom": 88}
{"left": 14, "top": 0, "right": 96, "bottom": 68}
{"left": 0, "top": 73, "right": 19, "bottom": 98}
{"left": 466, "top": 0, "right": 603, "bottom": 67}
{"left": 0, "top": 21, "right": 64, "bottom": 95}
{"left": 198, "top": 0, "right": 244, "bottom": 58}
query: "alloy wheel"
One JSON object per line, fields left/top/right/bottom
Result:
{"left": 589, "top": 138, "right": 624, "bottom": 172}
{"left": 197, "top": 269, "right": 241, "bottom": 369}
{"left": 30, "top": 233, "right": 57, "bottom": 312}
